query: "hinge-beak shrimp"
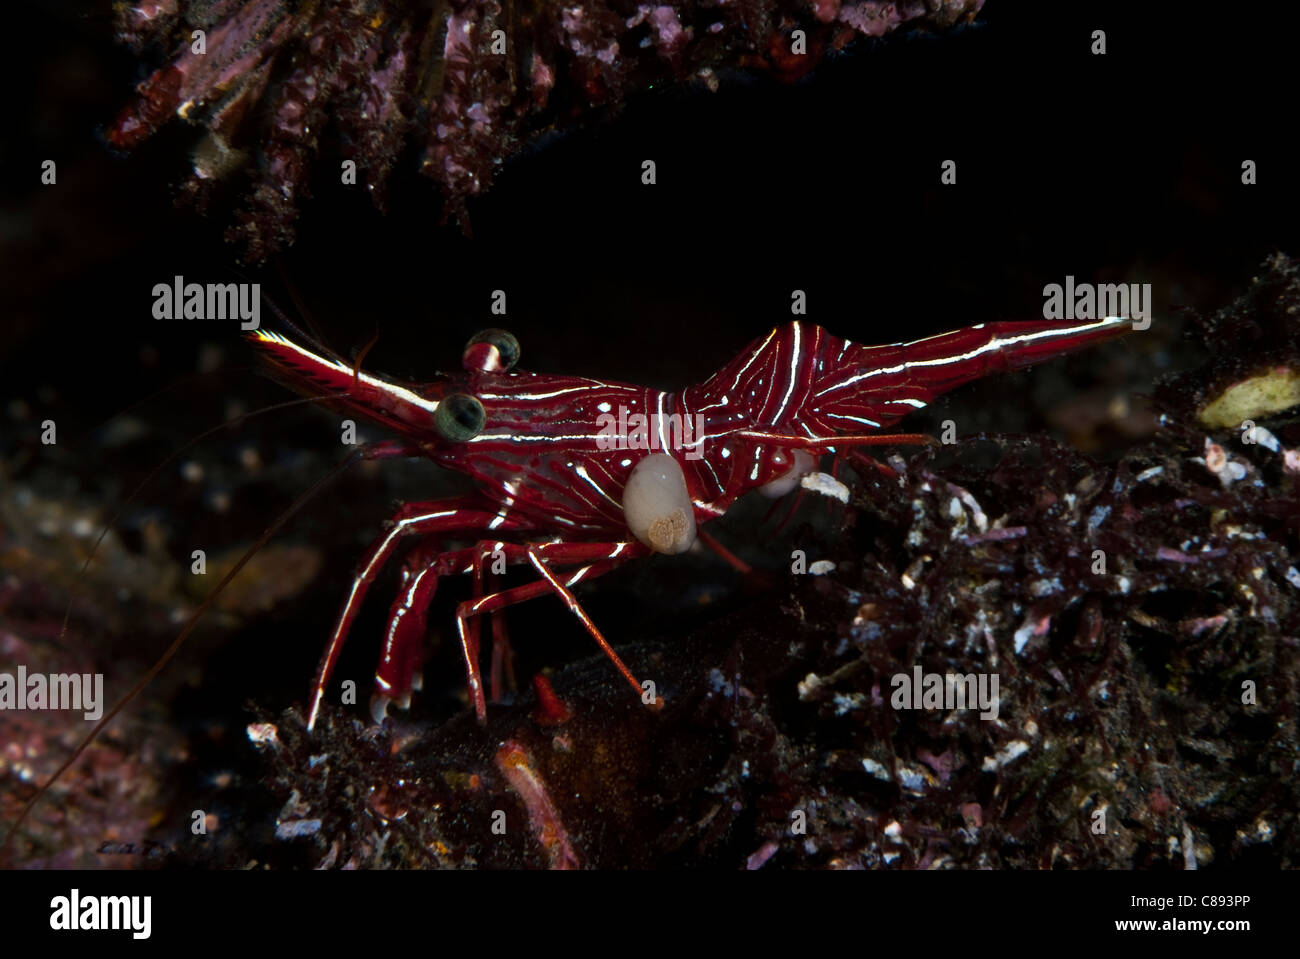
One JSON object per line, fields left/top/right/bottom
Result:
{"left": 248, "top": 315, "right": 1135, "bottom": 727}
{"left": 5, "top": 313, "right": 1135, "bottom": 843}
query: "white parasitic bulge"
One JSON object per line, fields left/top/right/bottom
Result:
{"left": 622, "top": 453, "right": 697, "bottom": 554}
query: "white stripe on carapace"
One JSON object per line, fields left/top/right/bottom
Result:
{"left": 884, "top": 322, "right": 991, "bottom": 349}
{"left": 697, "top": 454, "right": 721, "bottom": 491}
{"left": 772, "top": 320, "right": 802, "bottom": 422}
{"left": 813, "top": 317, "right": 1128, "bottom": 398}
{"left": 477, "top": 385, "right": 605, "bottom": 401}
{"left": 656, "top": 392, "right": 670, "bottom": 452}
{"left": 688, "top": 428, "right": 745, "bottom": 447}
{"left": 467, "top": 432, "right": 607, "bottom": 444}
{"left": 826, "top": 412, "right": 882, "bottom": 427}
{"left": 885, "top": 398, "right": 928, "bottom": 408}
{"left": 253, "top": 329, "right": 440, "bottom": 417}
{"left": 489, "top": 482, "right": 518, "bottom": 530}
{"left": 717, "top": 327, "right": 776, "bottom": 395}
{"left": 574, "top": 464, "right": 622, "bottom": 509}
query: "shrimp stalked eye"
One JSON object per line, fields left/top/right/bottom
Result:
{"left": 758, "top": 449, "right": 817, "bottom": 498}
{"left": 463, "top": 328, "right": 521, "bottom": 372}
{"left": 622, "top": 453, "right": 697, "bottom": 555}
{"left": 435, "top": 393, "right": 486, "bottom": 441}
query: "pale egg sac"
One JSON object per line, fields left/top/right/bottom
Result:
{"left": 622, "top": 454, "right": 697, "bottom": 554}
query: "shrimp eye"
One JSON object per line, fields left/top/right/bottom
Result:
{"left": 435, "top": 393, "right": 486, "bottom": 441}
{"left": 463, "top": 329, "right": 521, "bottom": 372}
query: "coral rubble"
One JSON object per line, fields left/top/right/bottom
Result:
{"left": 108, "top": 0, "right": 985, "bottom": 259}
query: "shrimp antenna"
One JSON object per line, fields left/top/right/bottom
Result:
{"left": 2, "top": 444, "right": 369, "bottom": 851}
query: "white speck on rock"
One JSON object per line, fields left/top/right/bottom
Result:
{"left": 862, "top": 758, "right": 891, "bottom": 781}
{"left": 246, "top": 722, "right": 280, "bottom": 747}
{"left": 801, "top": 471, "right": 850, "bottom": 503}
{"left": 981, "top": 740, "right": 1030, "bottom": 771}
